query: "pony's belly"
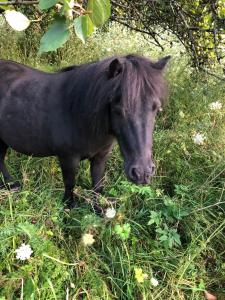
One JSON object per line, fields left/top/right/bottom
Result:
{"left": 0, "top": 131, "right": 54, "bottom": 157}
{"left": 10, "top": 144, "right": 53, "bottom": 157}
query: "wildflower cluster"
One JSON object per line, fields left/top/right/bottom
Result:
{"left": 190, "top": 101, "right": 222, "bottom": 146}
{"left": 192, "top": 132, "right": 206, "bottom": 145}
{"left": 134, "top": 267, "right": 159, "bottom": 286}
{"left": 16, "top": 244, "right": 33, "bottom": 261}
{"left": 209, "top": 101, "right": 222, "bottom": 110}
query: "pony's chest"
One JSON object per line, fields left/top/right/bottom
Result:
{"left": 70, "top": 134, "right": 115, "bottom": 159}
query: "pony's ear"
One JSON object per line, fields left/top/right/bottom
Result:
{"left": 108, "top": 58, "right": 123, "bottom": 78}
{"left": 153, "top": 55, "right": 171, "bottom": 70}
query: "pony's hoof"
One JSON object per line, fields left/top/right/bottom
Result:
{"left": 7, "top": 181, "right": 21, "bottom": 192}
{"left": 65, "top": 200, "right": 77, "bottom": 210}
{"left": 0, "top": 181, "right": 21, "bottom": 192}
{"left": 92, "top": 204, "right": 104, "bottom": 217}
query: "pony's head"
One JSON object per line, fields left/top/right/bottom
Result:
{"left": 107, "top": 55, "right": 170, "bottom": 184}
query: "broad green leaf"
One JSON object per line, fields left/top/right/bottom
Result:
{"left": 18, "top": 222, "right": 37, "bottom": 238}
{"left": 4, "top": 10, "right": 30, "bottom": 31}
{"left": 87, "top": 0, "right": 111, "bottom": 27}
{"left": 0, "top": 0, "right": 10, "bottom": 10}
{"left": 74, "top": 15, "right": 94, "bottom": 43}
{"left": 159, "top": 235, "right": 168, "bottom": 241}
{"left": 114, "top": 223, "right": 131, "bottom": 240}
{"left": 23, "top": 278, "right": 35, "bottom": 299}
{"left": 39, "top": 18, "right": 70, "bottom": 53}
{"left": 39, "top": 0, "right": 58, "bottom": 10}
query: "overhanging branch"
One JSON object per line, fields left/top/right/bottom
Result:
{"left": 0, "top": 1, "right": 38, "bottom": 5}
{"left": 111, "top": 16, "right": 164, "bottom": 50}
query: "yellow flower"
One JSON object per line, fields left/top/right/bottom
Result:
{"left": 156, "top": 189, "right": 163, "bottom": 197}
{"left": 134, "top": 268, "right": 148, "bottom": 283}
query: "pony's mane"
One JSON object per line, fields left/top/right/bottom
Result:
{"left": 59, "top": 65, "right": 78, "bottom": 72}
{"left": 83, "top": 54, "right": 168, "bottom": 115}
{"left": 64, "top": 54, "right": 168, "bottom": 133}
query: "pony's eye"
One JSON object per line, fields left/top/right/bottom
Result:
{"left": 113, "top": 108, "right": 123, "bottom": 117}
{"left": 114, "top": 96, "right": 121, "bottom": 104}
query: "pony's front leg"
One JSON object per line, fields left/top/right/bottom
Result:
{"left": 0, "top": 140, "right": 21, "bottom": 191}
{"left": 90, "top": 150, "right": 110, "bottom": 215}
{"left": 58, "top": 156, "right": 80, "bottom": 209}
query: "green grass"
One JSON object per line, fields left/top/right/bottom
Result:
{"left": 0, "top": 23, "right": 225, "bottom": 300}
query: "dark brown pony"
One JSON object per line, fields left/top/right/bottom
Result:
{"left": 0, "top": 54, "right": 170, "bottom": 211}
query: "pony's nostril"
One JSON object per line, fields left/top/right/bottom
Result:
{"left": 151, "top": 164, "right": 156, "bottom": 175}
{"left": 129, "top": 167, "right": 141, "bottom": 182}
{"left": 144, "top": 172, "right": 151, "bottom": 182}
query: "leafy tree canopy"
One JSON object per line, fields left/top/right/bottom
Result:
{"left": 0, "top": 0, "right": 224, "bottom": 68}
{"left": 111, "top": 0, "right": 225, "bottom": 68}
{"left": 0, "top": 0, "right": 111, "bottom": 53}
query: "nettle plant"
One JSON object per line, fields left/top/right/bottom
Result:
{"left": 148, "top": 195, "right": 189, "bottom": 249}
{"left": 1, "top": 0, "right": 110, "bottom": 53}
{"left": 109, "top": 181, "right": 190, "bottom": 248}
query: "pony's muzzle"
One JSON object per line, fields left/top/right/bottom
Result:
{"left": 128, "top": 163, "right": 155, "bottom": 184}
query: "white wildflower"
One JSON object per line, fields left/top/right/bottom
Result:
{"left": 55, "top": 4, "right": 62, "bottom": 11}
{"left": 150, "top": 277, "right": 159, "bottom": 287}
{"left": 192, "top": 133, "right": 206, "bottom": 145}
{"left": 82, "top": 233, "right": 95, "bottom": 246}
{"left": 15, "top": 243, "right": 33, "bottom": 261}
{"left": 209, "top": 101, "right": 222, "bottom": 110}
{"left": 105, "top": 207, "right": 116, "bottom": 219}
{"left": 70, "top": 282, "right": 75, "bottom": 289}
{"left": 68, "top": 0, "right": 74, "bottom": 8}
{"left": 179, "top": 111, "right": 185, "bottom": 118}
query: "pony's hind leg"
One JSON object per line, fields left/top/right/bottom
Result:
{"left": 0, "top": 140, "right": 20, "bottom": 191}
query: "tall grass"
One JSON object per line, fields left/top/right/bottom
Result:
{"left": 0, "top": 22, "right": 225, "bottom": 300}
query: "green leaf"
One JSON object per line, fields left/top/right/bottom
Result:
{"left": 198, "top": 279, "right": 205, "bottom": 290}
{"left": 74, "top": 15, "right": 94, "bottom": 43}
{"left": 0, "top": 0, "right": 10, "bottom": 10}
{"left": 114, "top": 223, "right": 131, "bottom": 240}
{"left": 23, "top": 278, "right": 35, "bottom": 299}
{"left": 39, "top": 0, "right": 58, "bottom": 10}
{"left": 39, "top": 18, "right": 70, "bottom": 53}
{"left": 159, "top": 235, "right": 168, "bottom": 241}
{"left": 18, "top": 222, "right": 37, "bottom": 238}
{"left": 172, "top": 231, "right": 181, "bottom": 245}
{"left": 148, "top": 211, "right": 162, "bottom": 226}
{"left": 87, "top": 0, "right": 111, "bottom": 27}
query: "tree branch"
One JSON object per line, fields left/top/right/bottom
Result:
{"left": 111, "top": 16, "right": 164, "bottom": 50}
{"left": 199, "top": 67, "right": 225, "bottom": 81}
{"left": 0, "top": 1, "right": 38, "bottom": 5}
